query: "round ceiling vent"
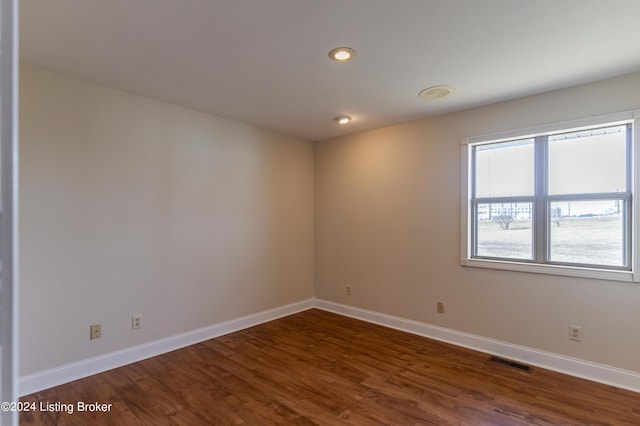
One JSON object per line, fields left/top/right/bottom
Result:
{"left": 418, "top": 85, "right": 458, "bottom": 100}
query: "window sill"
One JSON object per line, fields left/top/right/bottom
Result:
{"left": 461, "top": 258, "right": 638, "bottom": 283}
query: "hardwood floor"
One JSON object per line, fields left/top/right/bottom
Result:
{"left": 20, "top": 309, "right": 640, "bottom": 425}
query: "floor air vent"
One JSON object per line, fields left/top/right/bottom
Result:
{"left": 489, "top": 356, "right": 532, "bottom": 372}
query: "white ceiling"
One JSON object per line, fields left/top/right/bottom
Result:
{"left": 20, "top": 0, "right": 640, "bottom": 141}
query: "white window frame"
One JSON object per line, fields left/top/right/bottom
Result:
{"left": 461, "top": 110, "right": 640, "bottom": 282}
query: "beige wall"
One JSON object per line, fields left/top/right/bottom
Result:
{"left": 19, "top": 64, "right": 315, "bottom": 375}
{"left": 315, "top": 71, "right": 640, "bottom": 372}
{"left": 20, "top": 62, "right": 640, "bottom": 378}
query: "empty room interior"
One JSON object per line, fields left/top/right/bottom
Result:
{"left": 13, "top": 0, "right": 640, "bottom": 424}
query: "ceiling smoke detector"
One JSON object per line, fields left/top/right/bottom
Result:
{"left": 419, "top": 85, "right": 458, "bottom": 100}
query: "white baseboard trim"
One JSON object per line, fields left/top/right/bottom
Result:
{"left": 20, "top": 297, "right": 640, "bottom": 396}
{"left": 314, "top": 299, "right": 640, "bottom": 393}
{"left": 19, "top": 298, "right": 314, "bottom": 396}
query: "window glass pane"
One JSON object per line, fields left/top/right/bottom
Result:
{"left": 548, "top": 200, "right": 625, "bottom": 267}
{"left": 475, "top": 202, "right": 533, "bottom": 259}
{"left": 548, "top": 125, "right": 627, "bottom": 195}
{"left": 474, "top": 139, "right": 534, "bottom": 198}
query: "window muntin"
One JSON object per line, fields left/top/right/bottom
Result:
{"left": 467, "top": 120, "right": 633, "bottom": 272}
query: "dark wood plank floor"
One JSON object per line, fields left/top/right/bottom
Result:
{"left": 20, "top": 309, "right": 640, "bottom": 425}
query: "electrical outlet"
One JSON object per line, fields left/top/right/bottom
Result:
{"left": 132, "top": 314, "right": 142, "bottom": 329}
{"left": 437, "top": 302, "right": 445, "bottom": 314}
{"left": 569, "top": 325, "right": 582, "bottom": 342}
{"left": 90, "top": 324, "right": 102, "bottom": 340}
{"left": 347, "top": 285, "right": 352, "bottom": 295}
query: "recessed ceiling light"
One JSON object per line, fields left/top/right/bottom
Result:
{"left": 335, "top": 115, "right": 352, "bottom": 124}
{"left": 418, "top": 85, "right": 458, "bottom": 100}
{"left": 328, "top": 47, "right": 356, "bottom": 62}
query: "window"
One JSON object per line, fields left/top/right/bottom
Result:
{"left": 461, "top": 111, "right": 639, "bottom": 281}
